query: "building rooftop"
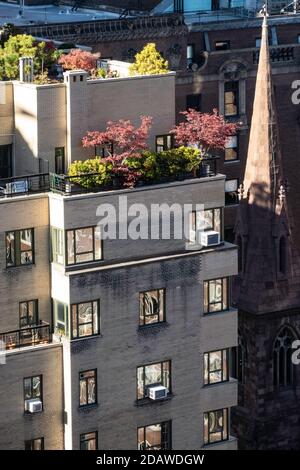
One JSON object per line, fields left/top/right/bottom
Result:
{"left": 0, "top": 2, "right": 120, "bottom": 26}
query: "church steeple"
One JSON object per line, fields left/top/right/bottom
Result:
{"left": 234, "top": 15, "right": 299, "bottom": 314}
{"left": 242, "top": 14, "right": 279, "bottom": 208}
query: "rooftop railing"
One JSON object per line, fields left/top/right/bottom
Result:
{"left": 0, "top": 173, "right": 50, "bottom": 198}
{"left": 0, "top": 322, "right": 51, "bottom": 351}
{"left": 50, "top": 156, "right": 219, "bottom": 195}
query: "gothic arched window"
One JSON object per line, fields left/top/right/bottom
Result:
{"left": 273, "top": 326, "right": 297, "bottom": 388}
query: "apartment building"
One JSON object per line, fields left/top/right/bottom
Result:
{"left": 0, "top": 68, "right": 238, "bottom": 450}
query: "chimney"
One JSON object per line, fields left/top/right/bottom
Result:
{"left": 19, "top": 57, "right": 34, "bottom": 83}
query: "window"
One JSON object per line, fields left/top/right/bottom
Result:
{"left": 215, "top": 41, "right": 230, "bottom": 51}
{"left": 79, "top": 370, "right": 97, "bottom": 406}
{"left": 155, "top": 135, "right": 173, "bottom": 153}
{"left": 204, "top": 278, "right": 229, "bottom": 314}
{"left": 225, "top": 179, "right": 239, "bottom": 205}
{"left": 52, "top": 228, "right": 64, "bottom": 264}
{"left": 298, "top": 34, "right": 300, "bottom": 44}
{"left": 204, "top": 350, "right": 229, "bottom": 385}
{"left": 139, "top": 289, "right": 165, "bottom": 326}
{"left": 224, "top": 226, "right": 235, "bottom": 243}
{"left": 189, "top": 208, "right": 222, "bottom": 244}
{"left": 19, "top": 300, "right": 38, "bottom": 328}
{"left": 24, "top": 375, "right": 42, "bottom": 411}
{"left": 25, "top": 438, "right": 44, "bottom": 450}
{"left": 6, "top": 229, "right": 34, "bottom": 267}
{"left": 273, "top": 327, "right": 297, "bottom": 388}
{"left": 53, "top": 300, "right": 69, "bottom": 336}
{"left": 72, "top": 300, "right": 100, "bottom": 339}
{"left": 224, "top": 81, "right": 239, "bottom": 116}
{"left": 255, "top": 38, "right": 261, "bottom": 48}
{"left": 137, "top": 361, "right": 171, "bottom": 400}
{"left": 0, "top": 144, "right": 12, "bottom": 178}
{"left": 187, "top": 43, "right": 195, "bottom": 68}
{"left": 66, "top": 226, "right": 102, "bottom": 265}
{"left": 80, "top": 432, "right": 98, "bottom": 450}
{"left": 138, "top": 421, "right": 171, "bottom": 450}
{"left": 225, "top": 135, "right": 238, "bottom": 161}
{"left": 55, "top": 147, "right": 65, "bottom": 174}
{"left": 279, "top": 236, "right": 287, "bottom": 275}
{"left": 95, "top": 142, "right": 113, "bottom": 158}
{"left": 203, "top": 409, "right": 228, "bottom": 445}
{"left": 186, "top": 94, "right": 201, "bottom": 111}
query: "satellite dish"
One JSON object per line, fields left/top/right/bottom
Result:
{"left": 191, "top": 63, "right": 199, "bottom": 72}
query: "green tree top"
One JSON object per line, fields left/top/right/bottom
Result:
{"left": 0, "top": 34, "right": 57, "bottom": 80}
{"left": 129, "top": 43, "right": 169, "bottom": 76}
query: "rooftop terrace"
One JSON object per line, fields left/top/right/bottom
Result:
{"left": 0, "top": 2, "right": 120, "bottom": 26}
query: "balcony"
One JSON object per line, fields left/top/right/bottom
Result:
{"left": 253, "top": 46, "right": 294, "bottom": 65}
{"left": 0, "top": 173, "right": 50, "bottom": 199}
{"left": 0, "top": 322, "right": 51, "bottom": 350}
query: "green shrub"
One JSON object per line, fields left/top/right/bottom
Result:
{"left": 68, "top": 157, "right": 112, "bottom": 189}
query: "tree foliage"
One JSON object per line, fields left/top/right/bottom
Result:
{"left": 59, "top": 49, "right": 100, "bottom": 72}
{"left": 172, "top": 108, "right": 238, "bottom": 156}
{"left": 82, "top": 116, "right": 152, "bottom": 187}
{"left": 129, "top": 43, "right": 169, "bottom": 76}
{"left": 0, "top": 34, "right": 57, "bottom": 80}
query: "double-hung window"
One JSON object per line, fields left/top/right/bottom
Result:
{"left": 139, "top": 289, "right": 165, "bottom": 326}
{"left": 72, "top": 300, "right": 100, "bottom": 339}
{"left": 19, "top": 300, "right": 38, "bottom": 328}
{"left": 203, "top": 409, "right": 228, "bottom": 445}
{"left": 204, "top": 349, "right": 229, "bottom": 385}
{"left": 203, "top": 278, "right": 229, "bottom": 314}
{"left": 67, "top": 226, "right": 102, "bottom": 265}
{"left": 79, "top": 370, "right": 97, "bottom": 407}
{"left": 138, "top": 421, "right": 171, "bottom": 450}
{"left": 80, "top": 432, "right": 98, "bottom": 450}
{"left": 189, "top": 208, "right": 222, "bottom": 244}
{"left": 25, "top": 438, "right": 44, "bottom": 450}
{"left": 6, "top": 229, "right": 34, "bottom": 267}
{"left": 137, "top": 361, "right": 171, "bottom": 400}
{"left": 24, "top": 375, "right": 43, "bottom": 411}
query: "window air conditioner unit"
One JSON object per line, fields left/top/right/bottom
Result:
{"left": 148, "top": 385, "right": 168, "bottom": 400}
{"left": 198, "top": 230, "right": 220, "bottom": 247}
{"left": 26, "top": 398, "right": 43, "bottom": 413}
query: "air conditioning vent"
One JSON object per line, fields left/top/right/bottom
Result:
{"left": 148, "top": 385, "right": 168, "bottom": 400}
{"left": 25, "top": 398, "right": 43, "bottom": 413}
{"left": 198, "top": 230, "right": 220, "bottom": 247}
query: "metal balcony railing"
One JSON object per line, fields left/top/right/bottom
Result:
{"left": 0, "top": 322, "right": 51, "bottom": 351}
{"left": 50, "top": 159, "right": 219, "bottom": 195}
{"left": 253, "top": 46, "right": 294, "bottom": 64}
{"left": 0, "top": 173, "right": 50, "bottom": 198}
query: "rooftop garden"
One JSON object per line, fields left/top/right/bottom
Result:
{"left": 0, "top": 33, "right": 169, "bottom": 83}
{"left": 59, "top": 109, "right": 238, "bottom": 193}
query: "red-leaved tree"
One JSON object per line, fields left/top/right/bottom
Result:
{"left": 59, "top": 49, "right": 100, "bottom": 72}
{"left": 82, "top": 116, "right": 152, "bottom": 187}
{"left": 172, "top": 108, "right": 238, "bottom": 155}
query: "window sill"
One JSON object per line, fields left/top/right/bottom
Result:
{"left": 71, "top": 333, "right": 102, "bottom": 342}
{"left": 224, "top": 160, "right": 240, "bottom": 164}
{"left": 78, "top": 403, "right": 98, "bottom": 412}
{"left": 225, "top": 203, "right": 239, "bottom": 207}
{"left": 6, "top": 263, "right": 35, "bottom": 269}
{"left": 136, "top": 394, "right": 173, "bottom": 407}
{"left": 138, "top": 322, "right": 169, "bottom": 334}
{"left": 203, "top": 378, "right": 237, "bottom": 389}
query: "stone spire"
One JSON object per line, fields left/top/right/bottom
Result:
{"left": 234, "top": 15, "right": 300, "bottom": 314}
